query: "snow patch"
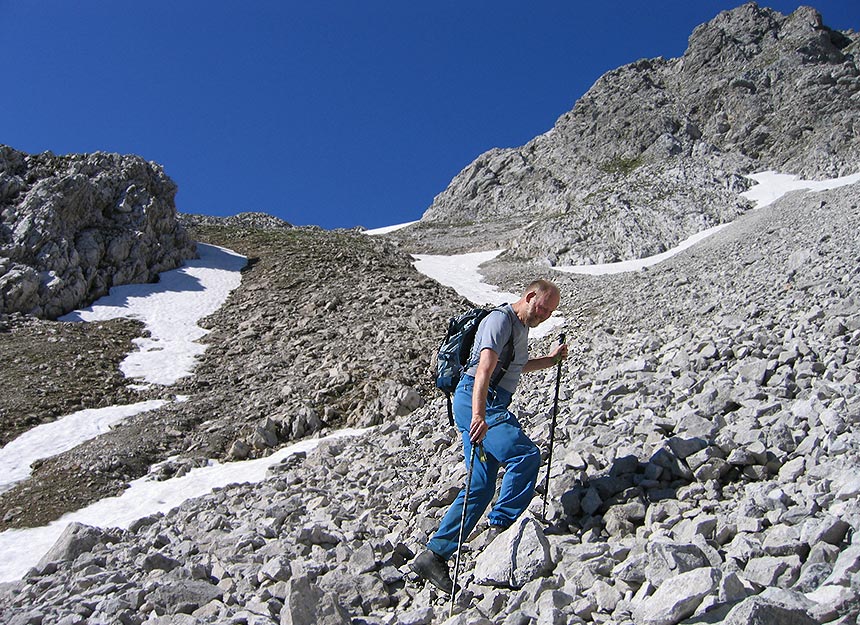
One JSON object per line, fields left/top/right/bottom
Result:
{"left": 553, "top": 170, "right": 860, "bottom": 276}
{"left": 60, "top": 243, "right": 246, "bottom": 386}
{"left": 0, "top": 428, "right": 368, "bottom": 583}
{"left": 364, "top": 221, "right": 419, "bottom": 235}
{"left": 0, "top": 400, "right": 167, "bottom": 494}
{"left": 411, "top": 250, "right": 565, "bottom": 339}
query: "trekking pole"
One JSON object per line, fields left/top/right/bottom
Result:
{"left": 450, "top": 442, "right": 480, "bottom": 618}
{"left": 541, "top": 333, "right": 566, "bottom": 522}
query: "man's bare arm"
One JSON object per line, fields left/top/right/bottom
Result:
{"left": 470, "top": 348, "right": 499, "bottom": 442}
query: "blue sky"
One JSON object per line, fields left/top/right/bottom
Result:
{"left": 2, "top": 1, "right": 857, "bottom": 230}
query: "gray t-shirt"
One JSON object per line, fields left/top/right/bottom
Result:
{"left": 465, "top": 304, "right": 529, "bottom": 393}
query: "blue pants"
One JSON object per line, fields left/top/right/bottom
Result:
{"left": 426, "top": 375, "right": 541, "bottom": 560}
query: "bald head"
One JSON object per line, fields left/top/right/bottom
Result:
{"left": 515, "top": 279, "right": 560, "bottom": 328}
{"left": 523, "top": 279, "right": 560, "bottom": 301}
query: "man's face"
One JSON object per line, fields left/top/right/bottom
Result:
{"left": 525, "top": 290, "right": 559, "bottom": 327}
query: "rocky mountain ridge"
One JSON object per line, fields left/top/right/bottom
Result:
{"left": 389, "top": 3, "right": 859, "bottom": 267}
{"left": 178, "top": 212, "right": 293, "bottom": 231}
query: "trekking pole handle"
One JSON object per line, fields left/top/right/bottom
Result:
{"left": 553, "top": 333, "right": 566, "bottom": 365}
{"left": 542, "top": 332, "right": 565, "bottom": 522}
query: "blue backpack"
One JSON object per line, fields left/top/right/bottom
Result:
{"left": 435, "top": 305, "right": 513, "bottom": 426}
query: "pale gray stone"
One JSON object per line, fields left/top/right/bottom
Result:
{"left": 742, "top": 554, "right": 802, "bottom": 588}
{"left": 718, "top": 594, "right": 818, "bottom": 625}
{"left": 397, "top": 606, "right": 435, "bottom": 625}
{"left": 147, "top": 580, "right": 223, "bottom": 616}
{"left": 279, "top": 576, "right": 350, "bottom": 625}
{"left": 800, "top": 515, "right": 850, "bottom": 546}
{"left": 823, "top": 545, "right": 860, "bottom": 586}
{"left": 804, "top": 585, "right": 856, "bottom": 622}
{"left": 762, "top": 524, "right": 807, "bottom": 558}
{"left": 473, "top": 517, "right": 554, "bottom": 589}
{"left": 258, "top": 556, "right": 292, "bottom": 584}
{"left": 36, "top": 522, "right": 104, "bottom": 568}
{"left": 632, "top": 567, "right": 721, "bottom": 625}
{"left": 644, "top": 542, "right": 710, "bottom": 587}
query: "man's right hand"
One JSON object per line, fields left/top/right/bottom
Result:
{"left": 469, "top": 414, "right": 488, "bottom": 443}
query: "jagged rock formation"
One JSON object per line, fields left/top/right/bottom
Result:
{"left": 0, "top": 146, "right": 196, "bottom": 319}
{"left": 0, "top": 180, "right": 857, "bottom": 624}
{"left": 389, "top": 3, "right": 859, "bottom": 266}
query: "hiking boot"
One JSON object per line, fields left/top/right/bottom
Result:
{"left": 410, "top": 549, "right": 454, "bottom": 594}
{"left": 486, "top": 523, "right": 510, "bottom": 542}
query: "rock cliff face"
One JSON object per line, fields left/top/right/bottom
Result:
{"left": 0, "top": 146, "right": 196, "bottom": 318}
{"left": 391, "top": 3, "right": 859, "bottom": 266}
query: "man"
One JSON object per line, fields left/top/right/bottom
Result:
{"left": 411, "top": 279, "right": 568, "bottom": 593}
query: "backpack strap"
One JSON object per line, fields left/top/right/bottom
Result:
{"left": 489, "top": 333, "right": 514, "bottom": 391}
{"left": 479, "top": 305, "right": 515, "bottom": 392}
{"left": 450, "top": 305, "right": 515, "bottom": 427}
{"left": 446, "top": 393, "right": 454, "bottom": 427}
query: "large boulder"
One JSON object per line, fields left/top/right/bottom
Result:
{"left": 472, "top": 516, "right": 554, "bottom": 589}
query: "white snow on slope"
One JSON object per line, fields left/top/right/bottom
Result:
{"left": 412, "top": 250, "right": 565, "bottom": 340}
{"left": 412, "top": 250, "right": 511, "bottom": 305}
{"left": 0, "top": 428, "right": 367, "bottom": 583}
{"left": 552, "top": 225, "right": 729, "bottom": 276}
{"left": 364, "top": 221, "right": 418, "bottom": 235}
{"left": 552, "top": 170, "right": 860, "bottom": 276}
{"left": 0, "top": 243, "right": 249, "bottom": 581}
{"left": 740, "top": 170, "right": 860, "bottom": 209}
{"left": 60, "top": 243, "right": 246, "bottom": 386}
{"left": 0, "top": 400, "right": 167, "bottom": 494}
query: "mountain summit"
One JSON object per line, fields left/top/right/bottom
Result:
{"left": 392, "top": 3, "right": 858, "bottom": 266}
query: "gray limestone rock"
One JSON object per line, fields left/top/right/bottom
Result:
{"left": 388, "top": 4, "right": 860, "bottom": 266}
{"left": 0, "top": 146, "right": 196, "bottom": 318}
{"left": 473, "top": 517, "right": 554, "bottom": 589}
{"left": 717, "top": 594, "right": 818, "bottom": 625}
{"left": 279, "top": 576, "right": 351, "bottom": 625}
{"left": 35, "top": 522, "right": 106, "bottom": 569}
{"left": 633, "top": 567, "right": 721, "bottom": 625}
{"left": 644, "top": 542, "right": 711, "bottom": 587}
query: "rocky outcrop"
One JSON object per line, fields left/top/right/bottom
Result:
{"left": 389, "top": 3, "right": 859, "bottom": 266}
{"left": 176, "top": 225, "right": 467, "bottom": 437}
{"left": 0, "top": 146, "right": 196, "bottom": 318}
